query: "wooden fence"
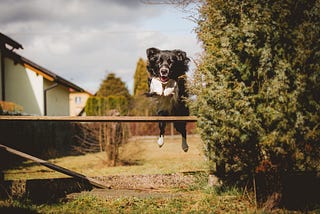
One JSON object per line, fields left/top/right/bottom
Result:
{"left": 0, "top": 116, "right": 197, "bottom": 159}
{"left": 0, "top": 116, "right": 198, "bottom": 189}
{"left": 0, "top": 116, "right": 198, "bottom": 122}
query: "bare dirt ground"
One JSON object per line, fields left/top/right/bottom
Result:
{"left": 94, "top": 173, "right": 197, "bottom": 189}
{"left": 68, "top": 172, "right": 200, "bottom": 200}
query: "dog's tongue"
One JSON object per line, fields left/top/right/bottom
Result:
{"left": 160, "top": 76, "right": 169, "bottom": 82}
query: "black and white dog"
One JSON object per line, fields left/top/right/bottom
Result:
{"left": 146, "top": 47, "right": 190, "bottom": 152}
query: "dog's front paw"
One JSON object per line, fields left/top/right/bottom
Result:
{"left": 182, "top": 138, "right": 188, "bottom": 152}
{"left": 158, "top": 135, "right": 164, "bottom": 148}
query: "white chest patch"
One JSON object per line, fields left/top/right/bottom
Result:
{"left": 150, "top": 78, "right": 177, "bottom": 96}
{"left": 149, "top": 77, "right": 179, "bottom": 113}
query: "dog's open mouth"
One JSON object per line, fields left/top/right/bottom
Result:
{"left": 160, "top": 75, "right": 169, "bottom": 83}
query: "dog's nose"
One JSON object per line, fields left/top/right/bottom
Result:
{"left": 160, "top": 68, "right": 169, "bottom": 76}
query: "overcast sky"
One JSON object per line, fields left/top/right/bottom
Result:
{"left": 1, "top": 0, "right": 202, "bottom": 94}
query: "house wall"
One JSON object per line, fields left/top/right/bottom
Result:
{"left": 4, "top": 56, "right": 44, "bottom": 115}
{"left": 69, "top": 92, "right": 90, "bottom": 116}
{"left": 1, "top": 52, "right": 71, "bottom": 116}
{"left": 44, "top": 79, "right": 70, "bottom": 116}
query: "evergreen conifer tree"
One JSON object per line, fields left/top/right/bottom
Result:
{"left": 133, "top": 58, "right": 149, "bottom": 96}
{"left": 190, "top": 0, "right": 320, "bottom": 190}
{"left": 86, "top": 73, "right": 131, "bottom": 115}
{"left": 131, "top": 58, "right": 156, "bottom": 116}
{"left": 96, "top": 73, "right": 131, "bottom": 100}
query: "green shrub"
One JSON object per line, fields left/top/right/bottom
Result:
{"left": 190, "top": 0, "right": 320, "bottom": 190}
{"left": 85, "top": 96, "right": 129, "bottom": 116}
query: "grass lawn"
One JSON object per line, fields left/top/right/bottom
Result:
{"left": 2, "top": 135, "right": 315, "bottom": 213}
{"left": 0, "top": 187, "right": 259, "bottom": 213}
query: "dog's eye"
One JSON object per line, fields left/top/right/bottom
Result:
{"left": 167, "top": 59, "right": 172, "bottom": 64}
{"left": 151, "top": 56, "right": 158, "bottom": 62}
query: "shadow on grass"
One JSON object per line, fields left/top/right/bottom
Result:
{"left": 0, "top": 207, "right": 38, "bottom": 214}
{"left": 1, "top": 178, "right": 93, "bottom": 204}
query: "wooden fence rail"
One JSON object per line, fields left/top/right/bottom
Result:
{"left": 0, "top": 144, "right": 109, "bottom": 189}
{"left": 0, "top": 116, "right": 198, "bottom": 122}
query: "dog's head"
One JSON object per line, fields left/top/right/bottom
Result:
{"left": 146, "top": 47, "right": 190, "bottom": 83}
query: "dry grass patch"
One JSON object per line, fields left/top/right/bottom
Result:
{"left": 5, "top": 135, "right": 207, "bottom": 180}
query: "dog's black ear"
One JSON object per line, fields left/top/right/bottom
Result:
{"left": 146, "top": 47, "right": 160, "bottom": 60}
{"left": 174, "top": 50, "right": 190, "bottom": 66}
{"left": 174, "top": 50, "right": 190, "bottom": 64}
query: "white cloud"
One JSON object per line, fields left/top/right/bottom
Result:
{"left": 1, "top": 0, "right": 202, "bottom": 94}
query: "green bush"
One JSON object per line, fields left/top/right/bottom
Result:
{"left": 190, "top": 0, "right": 320, "bottom": 189}
{"left": 85, "top": 73, "right": 131, "bottom": 116}
{"left": 85, "top": 96, "right": 129, "bottom": 116}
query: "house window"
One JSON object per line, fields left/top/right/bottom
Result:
{"left": 75, "top": 96, "right": 82, "bottom": 104}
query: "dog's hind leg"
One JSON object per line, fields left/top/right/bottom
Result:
{"left": 158, "top": 121, "right": 166, "bottom": 147}
{"left": 157, "top": 111, "right": 168, "bottom": 148}
{"left": 174, "top": 121, "right": 188, "bottom": 152}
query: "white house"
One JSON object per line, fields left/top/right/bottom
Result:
{"left": 69, "top": 91, "right": 92, "bottom": 116}
{"left": 0, "top": 32, "right": 88, "bottom": 116}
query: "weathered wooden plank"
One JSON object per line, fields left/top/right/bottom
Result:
{"left": 0, "top": 144, "right": 109, "bottom": 189}
{"left": 0, "top": 116, "right": 198, "bottom": 122}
